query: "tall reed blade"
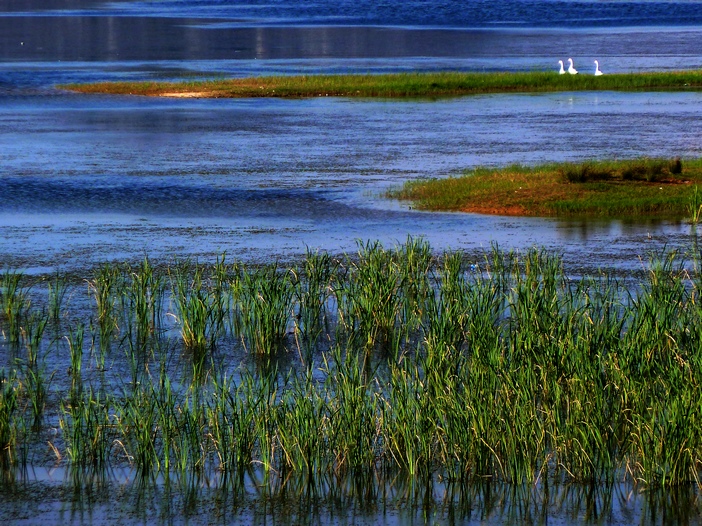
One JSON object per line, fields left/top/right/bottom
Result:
{"left": 1, "top": 270, "right": 28, "bottom": 347}
{"left": 0, "top": 370, "right": 18, "bottom": 470}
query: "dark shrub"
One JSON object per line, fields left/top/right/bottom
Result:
{"left": 621, "top": 160, "right": 667, "bottom": 182}
{"left": 562, "top": 164, "right": 587, "bottom": 183}
{"left": 621, "top": 163, "right": 645, "bottom": 181}
{"left": 669, "top": 157, "right": 683, "bottom": 175}
{"left": 645, "top": 161, "right": 667, "bottom": 182}
{"left": 563, "top": 163, "right": 612, "bottom": 183}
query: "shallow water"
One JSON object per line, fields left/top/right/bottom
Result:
{"left": 3, "top": 1, "right": 702, "bottom": 523}
{"left": 2, "top": 91, "right": 702, "bottom": 274}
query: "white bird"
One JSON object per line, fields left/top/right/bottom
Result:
{"left": 558, "top": 60, "right": 565, "bottom": 74}
{"left": 594, "top": 60, "right": 603, "bottom": 76}
{"left": 567, "top": 58, "right": 578, "bottom": 75}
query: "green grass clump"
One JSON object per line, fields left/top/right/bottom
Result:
{"left": 61, "top": 70, "right": 702, "bottom": 99}
{"left": 0, "top": 270, "right": 29, "bottom": 347}
{"left": 0, "top": 370, "right": 18, "bottom": 470}
{"left": 7, "top": 242, "right": 702, "bottom": 507}
{"left": 291, "top": 249, "right": 337, "bottom": 363}
{"left": 235, "top": 263, "right": 295, "bottom": 355}
{"left": 391, "top": 157, "right": 702, "bottom": 218}
{"left": 89, "top": 264, "right": 120, "bottom": 355}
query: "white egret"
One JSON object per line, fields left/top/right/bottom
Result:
{"left": 594, "top": 60, "right": 603, "bottom": 76}
{"left": 567, "top": 58, "right": 578, "bottom": 75}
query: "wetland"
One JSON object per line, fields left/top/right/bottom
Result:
{"left": 391, "top": 157, "right": 702, "bottom": 218}
{"left": 5, "top": 0, "right": 702, "bottom": 524}
{"left": 4, "top": 240, "right": 702, "bottom": 525}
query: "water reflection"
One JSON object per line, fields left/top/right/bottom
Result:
{"left": 554, "top": 217, "right": 688, "bottom": 243}
{"left": 2, "top": 468, "right": 700, "bottom": 525}
{"left": 2, "top": 14, "right": 702, "bottom": 72}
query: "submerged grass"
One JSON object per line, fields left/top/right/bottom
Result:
{"left": 62, "top": 70, "right": 702, "bottom": 99}
{"left": 391, "top": 157, "right": 702, "bottom": 218}
{"left": 4, "top": 241, "right": 702, "bottom": 499}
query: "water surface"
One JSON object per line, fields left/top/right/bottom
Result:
{"left": 1, "top": 90, "right": 701, "bottom": 273}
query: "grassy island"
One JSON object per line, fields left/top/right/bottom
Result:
{"left": 62, "top": 70, "right": 702, "bottom": 98}
{"left": 391, "top": 158, "right": 702, "bottom": 218}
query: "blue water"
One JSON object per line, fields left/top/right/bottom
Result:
{"left": 1, "top": 0, "right": 701, "bottom": 274}
{"left": 3, "top": 1, "right": 702, "bottom": 72}
{"left": 1, "top": 0, "right": 702, "bottom": 273}
{"left": 7, "top": 0, "right": 702, "bottom": 28}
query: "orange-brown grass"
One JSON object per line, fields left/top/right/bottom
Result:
{"left": 390, "top": 158, "right": 702, "bottom": 218}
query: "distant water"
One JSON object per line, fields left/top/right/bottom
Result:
{"left": 1, "top": 0, "right": 702, "bottom": 274}
{"left": 5, "top": 0, "right": 702, "bottom": 28}
{"left": 3, "top": 0, "right": 702, "bottom": 72}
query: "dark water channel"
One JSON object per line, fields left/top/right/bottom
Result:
{"left": 3, "top": 1, "right": 702, "bottom": 523}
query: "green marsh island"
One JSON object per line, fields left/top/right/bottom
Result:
{"left": 392, "top": 157, "right": 702, "bottom": 219}
{"left": 63, "top": 70, "right": 702, "bottom": 98}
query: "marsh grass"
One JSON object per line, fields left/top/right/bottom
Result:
{"left": 1, "top": 270, "right": 29, "bottom": 347}
{"left": 323, "top": 347, "right": 381, "bottom": 475}
{"left": 275, "top": 370, "right": 329, "bottom": 481}
{"left": 170, "top": 265, "right": 215, "bottom": 363}
{"left": 291, "top": 249, "right": 336, "bottom": 363}
{"left": 0, "top": 370, "right": 18, "bottom": 470}
{"left": 129, "top": 257, "right": 164, "bottom": 343}
{"left": 337, "top": 240, "right": 406, "bottom": 357}
{"left": 47, "top": 271, "right": 68, "bottom": 325}
{"left": 61, "top": 388, "right": 114, "bottom": 472}
{"left": 209, "top": 374, "right": 249, "bottom": 481}
{"left": 118, "top": 384, "right": 161, "bottom": 478}
{"left": 89, "top": 264, "right": 120, "bottom": 354}
{"left": 689, "top": 186, "right": 702, "bottom": 223}
{"left": 396, "top": 236, "right": 434, "bottom": 336}
{"left": 21, "top": 366, "right": 49, "bottom": 433}
{"left": 63, "top": 70, "right": 702, "bottom": 99}
{"left": 66, "top": 324, "right": 84, "bottom": 390}
{"left": 4, "top": 241, "right": 702, "bottom": 503}
{"left": 20, "top": 311, "right": 47, "bottom": 371}
{"left": 392, "top": 158, "right": 702, "bottom": 218}
{"left": 236, "top": 263, "right": 295, "bottom": 355}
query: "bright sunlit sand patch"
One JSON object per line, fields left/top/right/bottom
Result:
{"left": 159, "top": 91, "right": 214, "bottom": 98}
